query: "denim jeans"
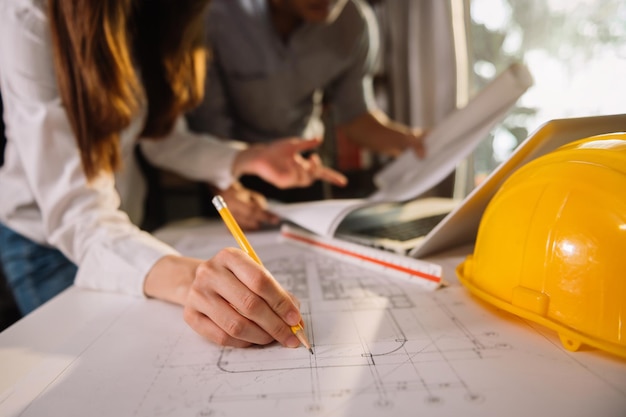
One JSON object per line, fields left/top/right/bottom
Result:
{"left": 0, "top": 223, "right": 77, "bottom": 315}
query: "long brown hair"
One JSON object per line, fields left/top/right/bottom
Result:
{"left": 48, "top": 0, "right": 209, "bottom": 180}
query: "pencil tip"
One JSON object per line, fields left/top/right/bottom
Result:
{"left": 309, "top": 348, "right": 314, "bottom": 355}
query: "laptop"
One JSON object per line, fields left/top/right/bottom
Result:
{"left": 335, "top": 113, "right": 626, "bottom": 258}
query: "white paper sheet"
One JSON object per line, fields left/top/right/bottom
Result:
{"left": 271, "top": 198, "right": 370, "bottom": 236}
{"left": 372, "top": 62, "right": 533, "bottom": 201}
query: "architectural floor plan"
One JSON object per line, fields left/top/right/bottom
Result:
{"left": 7, "top": 241, "right": 626, "bottom": 417}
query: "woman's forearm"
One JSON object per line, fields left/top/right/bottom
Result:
{"left": 143, "top": 254, "right": 200, "bottom": 305}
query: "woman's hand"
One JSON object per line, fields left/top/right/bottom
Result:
{"left": 233, "top": 137, "right": 348, "bottom": 189}
{"left": 144, "top": 252, "right": 304, "bottom": 348}
{"left": 212, "top": 181, "right": 279, "bottom": 230}
{"left": 182, "top": 249, "right": 303, "bottom": 348}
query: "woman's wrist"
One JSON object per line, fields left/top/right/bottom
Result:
{"left": 143, "top": 255, "right": 202, "bottom": 306}
{"left": 232, "top": 143, "right": 267, "bottom": 178}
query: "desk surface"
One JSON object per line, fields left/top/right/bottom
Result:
{"left": 1, "top": 219, "right": 625, "bottom": 417}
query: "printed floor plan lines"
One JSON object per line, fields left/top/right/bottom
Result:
{"left": 8, "top": 241, "right": 625, "bottom": 417}
{"left": 129, "top": 245, "right": 540, "bottom": 416}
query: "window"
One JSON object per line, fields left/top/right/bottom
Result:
{"left": 465, "top": 0, "right": 626, "bottom": 186}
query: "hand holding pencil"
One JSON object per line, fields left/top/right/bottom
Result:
{"left": 211, "top": 195, "right": 313, "bottom": 353}
{"left": 181, "top": 195, "right": 311, "bottom": 350}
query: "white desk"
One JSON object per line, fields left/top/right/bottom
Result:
{"left": 1, "top": 219, "right": 625, "bottom": 417}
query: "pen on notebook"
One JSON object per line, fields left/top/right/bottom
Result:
{"left": 212, "top": 195, "right": 314, "bottom": 354}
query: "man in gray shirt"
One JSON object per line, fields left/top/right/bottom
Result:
{"left": 187, "top": 0, "right": 425, "bottom": 228}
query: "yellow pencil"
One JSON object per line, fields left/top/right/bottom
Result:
{"left": 212, "top": 195, "right": 313, "bottom": 354}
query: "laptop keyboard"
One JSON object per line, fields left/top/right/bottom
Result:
{"left": 356, "top": 212, "right": 450, "bottom": 242}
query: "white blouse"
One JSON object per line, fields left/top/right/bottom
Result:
{"left": 0, "top": 0, "right": 244, "bottom": 296}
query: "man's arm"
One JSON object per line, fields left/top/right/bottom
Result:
{"left": 340, "top": 109, "right": 426, "bottom": 158}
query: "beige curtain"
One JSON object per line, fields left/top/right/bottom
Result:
{"left": 375, "top": 0, "right": 460, "bottom": 129}
{"left": 372, "top": 0, "right": 465, "bottom": 196}
{"left": 331, "top": 0, "right": 466, "bottom": 197}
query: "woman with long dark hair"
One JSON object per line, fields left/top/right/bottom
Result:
{"left": 0, "top": 0, "right": 345, "bottom": 348}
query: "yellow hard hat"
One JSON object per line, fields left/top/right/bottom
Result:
{"left": 457, "top": 132, "right": 626, "bottom": 359}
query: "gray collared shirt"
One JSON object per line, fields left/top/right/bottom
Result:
{"left": 187, "top": 0, "right": 380, "bottom": 143}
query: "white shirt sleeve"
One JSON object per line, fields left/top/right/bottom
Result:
{"left": 0, "top": 0, "right": 179, "bottom": 297}
{"left": 138, "top": 117, "right": 246, "bottom": 191}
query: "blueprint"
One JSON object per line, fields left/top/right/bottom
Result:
{"left": 5, "top": 241, "right": 626, "bottom": 417}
